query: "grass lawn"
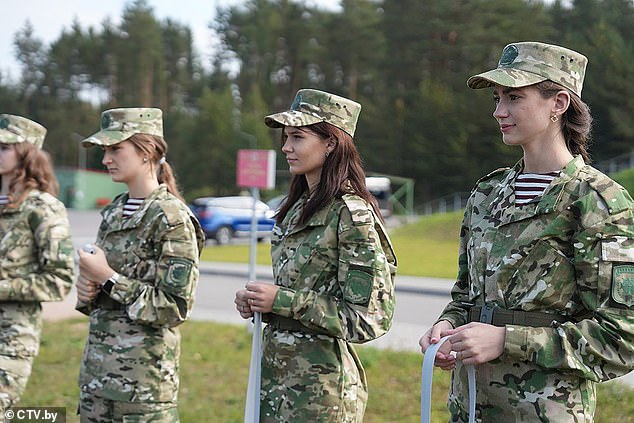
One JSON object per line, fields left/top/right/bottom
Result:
{"left": 200, "top": 211, "right": 463, "bottom": 279}
{"left": 18, "top": 319, "right": 634, "bottom": 423}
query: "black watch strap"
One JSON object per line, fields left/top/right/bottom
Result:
{"left": 102, "top": 272, "right": 120, "bottom": 295}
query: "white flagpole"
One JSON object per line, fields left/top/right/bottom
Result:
{"left": 244, "top": 187, "right": 262, "bottom": 423}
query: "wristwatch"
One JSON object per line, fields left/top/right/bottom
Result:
{"left": 102, "top": 272, "right": 121, "bottom": 295}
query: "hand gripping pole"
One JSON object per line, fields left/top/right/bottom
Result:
{"left": 421, "top": 336, "right": 476, "bottom": 423}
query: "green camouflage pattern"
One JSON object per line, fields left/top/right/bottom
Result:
{"left": 77, "top": 185, "right": 204, "bottom": 403}
{"left": 0, "top": 114, "right": 46, "bottom": 149}
{"left": 261, "top": 193, "right": 397, "bottom": 422}
{"left": 79, "top": 391, "right": 179, "bottom": 422}
{"left": 82, "top": 107, "right": 163, "bottom": 147}
{"left": 265, "top": 89, "right": 362, "bottom": 137}
{"left": 467, "top": 41, "right": 588, "bottom": 97}
{"left": 0, "top": 190, "right": 74, "bottom": 409}
{"left": 438, "top": 155, "right": 634, "bottom": 422}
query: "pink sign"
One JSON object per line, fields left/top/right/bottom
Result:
{"left": 237, "top": 149, "right": 276, "bottom": 189}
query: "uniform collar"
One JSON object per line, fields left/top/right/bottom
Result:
{"left": 101, "top": 184, "right": 168, "bottom": 230}
{"left": 284, "top": 194, "right": 334, "bottom": 236}
{"left": 485, "top": 156, "right": 585, "bottom": 224}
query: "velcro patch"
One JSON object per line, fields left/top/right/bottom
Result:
{"left": 166, "top": 258, "right": 192, "bottom": 287}
{"left": 602, "top": 236, "right": 634, "bottom": 261}
{"left": 344, "top": 266, "right": 374, "bottom": 305}
{"left": 612, "top": 265, "right": 634, "bottom": 307}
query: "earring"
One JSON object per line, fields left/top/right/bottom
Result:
{"left": 143, "top": 157, "right": 149, "bottom": 163}
{"left": 325, "top": 151, "right": 330, "bottom": 158}
{"left": 550, "top": 115, "right": 559, "bottom": 123}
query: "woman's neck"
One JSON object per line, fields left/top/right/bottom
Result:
{"left": 522, "top": 136, "right": 574, "bottom": 173}
{"left": 127, "top": 177, "right": 160, "bottom": 199}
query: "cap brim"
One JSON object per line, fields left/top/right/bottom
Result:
{"left": 264, "top": 110, "right": 323, "bottom": 129}
{"left": 0, "top": 129, "right": 25, "bottom": 144}
{"left": 81, "top": 130, "right": 131, "bottom": 147}
{"left": 467, "top": 68, "right": 547, "bottom": 90}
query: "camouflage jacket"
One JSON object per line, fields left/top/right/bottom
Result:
{"left": 77, "top": 185, "right": 204, "bottom": 402}
{"left": 439, "top": 156, "right": 634, "bottom": 421}
{"left": 0, "top": 190, "right": 74, "bottom": 358}
{"left": 260, "top": 193, "right": 397, "bottom": 421}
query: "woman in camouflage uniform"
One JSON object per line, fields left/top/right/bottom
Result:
{"left": 235, "top": 89, "right": 397, "bottom": 422}
{"left": 76, "top": 108, "right": 204, "bottom": 422}
{"left": 0, "top": 114, "right": 74, "bottom": 411}
{"left": 419, "top": 42, "right": 634, "bottom": 422}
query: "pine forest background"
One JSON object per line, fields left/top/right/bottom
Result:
{"left": 1, "top": 0, "right": 633, "bottom": 206}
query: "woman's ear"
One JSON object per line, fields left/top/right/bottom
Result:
{"left": 552, "top": 90, "right": 571, "bottom": 117}
{"left": 326, "top": 136, "right": 336, "bottom": 154}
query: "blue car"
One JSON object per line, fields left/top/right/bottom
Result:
{"left": 190, "top": 196, "right": 276, "bottom": 245}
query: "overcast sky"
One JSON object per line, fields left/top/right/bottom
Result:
{"left": 1, "top": 0, "right": 340, "bottom": 81}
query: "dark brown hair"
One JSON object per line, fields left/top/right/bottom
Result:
{"left": 2, "top": 142, "right": 59, "bottom": 207}
{"left": 127, "top": 133, "right": 184, "bottom": 202}
{"left": 535, "top": 80, "right": 593, "bottom": 163}
{"left": 275, "top": 122, "right": 381, "bottom": 225}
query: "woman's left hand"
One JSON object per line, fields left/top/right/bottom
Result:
{"left": 445, "top": 322, "right": 506, "bottom": 365}
{"left": 78, "top": 245, "right": 114, "bottom": 283}
{"left": 242, "top": 281, "right": 279, "bottom": 314}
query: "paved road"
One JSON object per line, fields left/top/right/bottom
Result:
{"left": 43, "top": 209, "right": 634, "bottom": 388}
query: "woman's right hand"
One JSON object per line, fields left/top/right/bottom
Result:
{"left": 76, "top": 275, "right": 100, "bottom": 303}
{"left": 419, "top": 320, "right": 456, "bottom": 370}
{"left": 234, "top": 288, "right": 254, "bottom": 319}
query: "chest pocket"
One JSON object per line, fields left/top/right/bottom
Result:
{"left": 101, "top": 229, "right": 160, "bottom": 282}
{"left": 2, "top": 219, "right": 34, "bottom": 267}
{"left": 503, "top": 239, "right": 575, "bottom": 310}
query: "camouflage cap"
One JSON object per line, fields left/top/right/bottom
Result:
{"left": 81, "top": 107, "right": 163, "bottom": 147}
{"left": 264, "top": 89, "right": 362, "bottom": 137}
{"left": 467, "top": 41, "right": 588, "bottom": 97}
{"left": 0, "top": 114, "right": 46, "bottom": 149}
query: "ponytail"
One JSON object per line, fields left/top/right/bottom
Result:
{"left": 127, "top": 133, "right": 185, "bottom": 202}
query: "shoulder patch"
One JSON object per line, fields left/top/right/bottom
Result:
{"left": 612, "top": 265, "right": 634, "bottom": 307}
{"left": 342, "top": 194, "right": 373, "bottom": 225}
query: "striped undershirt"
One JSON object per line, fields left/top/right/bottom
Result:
{"left": 122, "top": 197, "right": 144, "bottom": 218}
{"left": 0, "top": 195, "right": 8, "bottom": 206}
{"left": 515, "top": 171, "right": 560, "bottom": 205}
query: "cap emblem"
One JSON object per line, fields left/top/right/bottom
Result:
{"left": 499, "top": 45, "right": 519, "bottom": 66}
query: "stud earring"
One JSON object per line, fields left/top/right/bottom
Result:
{"left": 143, "top": 157, "right": 149, "bottom": 163}
{"left": 550, "top": 115, "right": 559, "bottom": 123}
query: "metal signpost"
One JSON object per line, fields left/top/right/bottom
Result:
{"left": 237, "top": 149, "right": 276, "bottom": 423}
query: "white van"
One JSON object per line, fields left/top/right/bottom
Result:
{"left": 366, "top": 176, "right": 392, "bottom": 217}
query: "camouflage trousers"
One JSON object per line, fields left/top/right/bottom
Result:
{"left": 259, "top": 330, "right": 368, "bottom": 422}
{"left": 448, "top": 359, "right": 596, "bottom": 422}
{"left": 79, "top": 392, "right": 179, "bottom": 423}
{"left": 0, "top": 354, "right": 34, "bottom": 415}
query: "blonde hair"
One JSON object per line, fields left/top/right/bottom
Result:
{"left": 127, "top": 133, "right": 184, "bottom": 202}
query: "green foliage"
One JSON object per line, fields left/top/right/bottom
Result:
{"left": 19, "top": 319, "right": 634, "bottom": 422}
{"left": 613, "top": 168, "right": 634, "bottom": 195}
{"left": 1, "top": 0, "right": 633, "bottom": 205}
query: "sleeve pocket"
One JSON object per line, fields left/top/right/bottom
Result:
{"left": 343, "top": 264, "right": 374, "bottom": 306}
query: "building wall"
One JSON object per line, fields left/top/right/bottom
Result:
{"left": 56, "top": 168, "right": 126, "bottom": 209}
